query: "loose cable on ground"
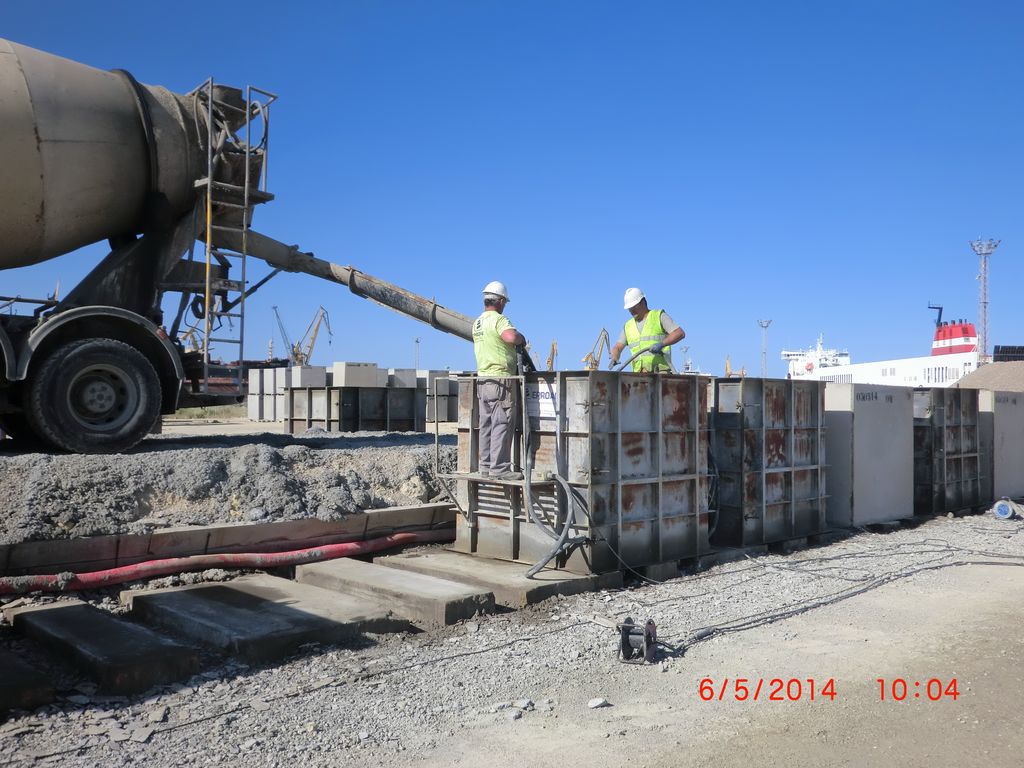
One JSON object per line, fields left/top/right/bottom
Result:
{"left": 11, "top": 529, "right": 1023, "bottom": 764}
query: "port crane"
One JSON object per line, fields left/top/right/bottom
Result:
{"left": 546, "top": 340, "right": 557, "bottom": 371}
{"left": 272, "top": 305, "right": 333, "bottom": 366}
{"left": 582, "top": 329, "right": 611, "bottom": 370}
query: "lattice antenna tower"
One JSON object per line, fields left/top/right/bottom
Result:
{"left": 969, "top": 238, "right": 1000, "bottom": 362}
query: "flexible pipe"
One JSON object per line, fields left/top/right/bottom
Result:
{"left": 525, "top": 473, "right": 588, "bottom": 578}
{"left": 0, "top": 529, "right": 452, "bottom": 595}
{"left": 616, "top": 344, "right": 667, "bottom": 372}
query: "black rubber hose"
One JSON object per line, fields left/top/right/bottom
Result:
{"left": 526, "top": 473, "right": 588, "bottom": 578}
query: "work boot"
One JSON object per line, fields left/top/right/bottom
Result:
{"left": 493, "top": 470, "right": 523, "bottom": 481}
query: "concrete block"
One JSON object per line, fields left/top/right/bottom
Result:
{"left": 376, "top": 369, "right": 390, "bottom": 387}
{"left": 388, "top": 368, "right": 417, "bottom": 388}
{"left": 261, "top": 393, "right": 276, "bottom": 421}
{"left": 330, "top": 362, "right": 378, "bottom": 388}
{"left": 0, "top": 650, "right": 54, "bottom": 713}
{"left": 121, "top": 574, "right": 413, "bottom": 663}
{"left": 274, "top": 367, "right": 291, "bottom": 393}
{"left": 296, "top": 557, "right": 493, "bottom": 628}
{"left": 427, "top": 394, "right": 448, "bottom": 423}
{"left": 291, "top": 365, "right": 327, "bottom": 389}
{"left": 262, "top": 368, "right": 276, "bottom": 392}
{"left": 248, "top": 368, "right": 263, "bottom": 396}
{"left": 981, "top": 390, "right": 1024, "bottom": 500}
{"left": 374, "top": 549, "right": 622, "bottom": 608}
{"left": 415, "top": 369, "right": 434, "bottom": 390}
{"left": 5, "top": 601, "right": 201, "bottom": 694}
{"left": 246, "top": 394, "right": 263, "bottom": 421}
{"left": 825, "top": 384, "right": 914, "bottom": 526}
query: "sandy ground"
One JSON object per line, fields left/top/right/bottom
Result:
{"left": 160, "top": 419, "right": 285, "bottom": 437}
{"left": 415, "top": 563, "right": 1024, "bottom": 768}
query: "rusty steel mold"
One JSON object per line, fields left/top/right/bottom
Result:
{"left": 454, "top": 372, "right": 711, "bottom": 574}
{"left": 711, "top": 378, "right": 828, "bottom": 547}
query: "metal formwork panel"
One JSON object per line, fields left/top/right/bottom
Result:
{"left": 454, "top": 371, "right": 711, "bottom": 574}
{"left": 711, "top": 378, "right": 827, "bottom": 548}
{"left": 357, "top": 388, "right": 387, "bottom": 431}
{"left": 386, "top": 388, "right": 415, "bottom": 432}
{"left": 824, "top": 384, "right": 914, "bottom": 527}
{"left": 913, "top": 388, "right": 982, "bottom": 515}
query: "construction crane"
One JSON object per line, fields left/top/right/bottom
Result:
{"left": 546, "top": 340, "right": 557, "bottom": 371}
{"left": 582, "top": 329, "right": 611, "bottom": 370}
{"left": 273, "top": 305, "right": 333, "bottom": 366}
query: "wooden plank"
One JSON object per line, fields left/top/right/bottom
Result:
{"left": 0, "top": 504, "right": 454, "bottom": 576}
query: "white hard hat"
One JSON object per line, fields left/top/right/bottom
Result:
{"left": 623, "top": 287, "right": 645, "bottom": 309}
{"left": 483, "top": 280, "right": 510, "bottom": 301}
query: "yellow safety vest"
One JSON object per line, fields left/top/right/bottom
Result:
{"left": 624, "top": 309, "right": 669, "bottom": 373}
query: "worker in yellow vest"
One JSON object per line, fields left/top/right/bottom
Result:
{"left": 609, "top": 287, "right": 685, "bottom": 372}
{"left": 473, "top": 280, "right": 527, "bottom": 480}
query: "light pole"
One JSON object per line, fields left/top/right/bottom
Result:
{"left": 757, "top": 319, "right": 772, "bottom": 378}
{"left": 969, "top": 238, "right": 999, "bottom": 363}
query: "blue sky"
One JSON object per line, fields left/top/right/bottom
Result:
{"left": 5, "top": 1, "right": 1022, "bottom": 376}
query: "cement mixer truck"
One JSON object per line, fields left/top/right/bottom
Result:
{"left": 0, "top": 38, "right": 474, "bottom": 453}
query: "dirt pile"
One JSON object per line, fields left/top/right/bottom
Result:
{"left": 0, "top": 432, "right": 456, "bottom": 544}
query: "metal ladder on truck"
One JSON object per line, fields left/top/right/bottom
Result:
{"left": 194, "top": 80, "right": 278, "bottom": 396}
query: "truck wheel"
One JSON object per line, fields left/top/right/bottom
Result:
{"left": 27, "top": 339, "right": 161, "bottom": 453}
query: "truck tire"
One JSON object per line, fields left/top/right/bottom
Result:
{"left": 26, "top": 338, "right": 161, "bottom": 454}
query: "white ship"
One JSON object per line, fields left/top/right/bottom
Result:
{"left": 781, "top": 320, "right": 979, "bottom": 387}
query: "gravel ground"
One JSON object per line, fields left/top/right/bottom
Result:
{"left": 0, "top": 432, "right": 456, "bottom": 544}
{"left": 2, "top": 514, "right": 1023, "bottom": 766}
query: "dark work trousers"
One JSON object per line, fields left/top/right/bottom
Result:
{"left": 477, "top": 378, "right": 518, "bottom": 474}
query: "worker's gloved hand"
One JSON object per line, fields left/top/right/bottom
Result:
{"left": 647, "top": 342, "right": 664, "bottom": 354}
{"left": 608, "top": 358, "right": 619, "bottom": 369}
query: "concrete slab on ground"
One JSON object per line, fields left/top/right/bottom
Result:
{"left": 3, "top": 601, "right": 200, "bottom": 695}
{"left": 374, "top": 549, "right": 623, "bottom": 608}
{"left": 296, "top": 558, "right": 494, "bottom": 628}
{"left": 121, "top": 574, "right": 413, "bottom": 663}
{"left": 0, "top": 649, "right": 54, "bottom": 713}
